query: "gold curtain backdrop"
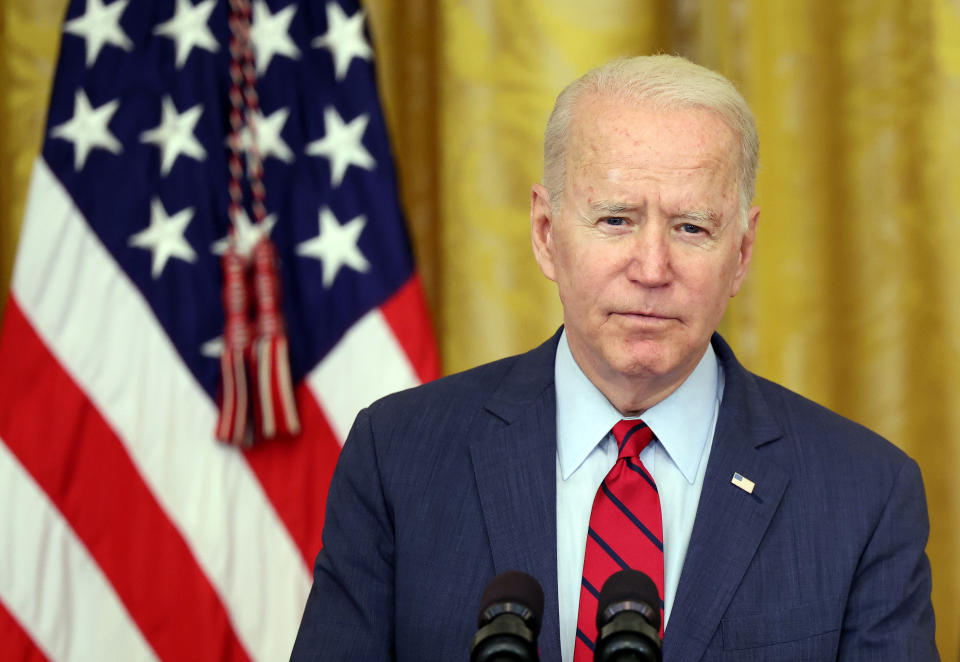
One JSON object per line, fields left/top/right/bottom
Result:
{"left": 2, "top": 0, "right": 957, "bottom": 657}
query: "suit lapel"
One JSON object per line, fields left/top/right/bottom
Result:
{"left": 470, "top": 331, "right": 563, "bottom": 661}
{"left": 664, "top": 335, "right": 789, "bottom": 662}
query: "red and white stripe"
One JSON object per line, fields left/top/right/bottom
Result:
{"left": 0, "top": 158, "right": 438, "bottom": 660}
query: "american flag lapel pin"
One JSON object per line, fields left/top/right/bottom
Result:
{"left": 731, "top": 472, "right": 755, "bottom": 494}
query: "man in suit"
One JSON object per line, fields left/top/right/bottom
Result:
{"left": 291, "top": 55, "right": 938, "bottom": 660}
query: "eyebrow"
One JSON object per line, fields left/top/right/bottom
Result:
{"left": 587, "top": 201, "right": 723, "bottom": 226}
{"left": 588, "top": 201, "right": 643, "bottom": 214}
{"left": 675, "top": 209, "right": 722, "bottom": 226}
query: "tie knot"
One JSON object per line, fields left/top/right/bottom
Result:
{"left": 611, "top": 419, "right": 654, "bottom": 459}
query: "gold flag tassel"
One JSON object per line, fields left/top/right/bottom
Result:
{"left": 216, "top": 0, "right": 299, "bottom": 444}
{"left": 216, "top": 243, "right": 253, "bottom": 446}
{"left": 250, "top": 237, "right": 300, "bottom": 439}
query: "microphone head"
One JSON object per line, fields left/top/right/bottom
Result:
{"left": 477, "top": 570, "right": 544, "bottom": 636}
{"left": 597, "top": 570, "right": 661, "bottom": 632}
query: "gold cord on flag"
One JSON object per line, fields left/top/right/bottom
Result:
{"left": 216, "top": 0, "right": 300, "bottom": 446}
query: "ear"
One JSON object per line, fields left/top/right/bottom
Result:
{"left": 530, "top": 183, "right": 559, "bottom": 282}
{"left": 730, "top": 205, "right": 760, "bottom": 297}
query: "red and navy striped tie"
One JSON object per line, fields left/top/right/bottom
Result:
{"left": 573, "top": 419, "right": 664, "bottom": 660}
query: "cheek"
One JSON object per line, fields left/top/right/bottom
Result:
{"left": 690, "top": 260, "right": 740, "bottom": 317}
{"left": 554, "top": 238, "right": 598, "bottom": 288}
{"left": 556, "top": 262, "right": 611, "bottom": 323}
{"left": 566, "top": 255, "right": 614, "bottom": 302}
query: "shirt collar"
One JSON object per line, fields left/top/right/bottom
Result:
{"left": 555, "top": 330, "right": 720, "bottom": 484}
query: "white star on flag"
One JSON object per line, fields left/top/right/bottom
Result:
{"left": 233, "top": 107, "right": 294, "bottom": 163}
{"left": 129, "top": 197, "right": 198, "bottom": 278}
{"left": 296, "top": 206, "right": 370, "bottom": 288}
{"left": 200, "top": 336, "right": 224, "bottom": 359}
{"left": 312, "top": 2, "right": 371, "bottom": 81}
{"left": 250, "top": 0, "right": 301, "bottom": 75}
{"left": 211, "top": 209, "right": 278, "bottom": 258}
{"left": 306, "top": 107, "right": 375, "bottom": 187}
{"left": 154, "top": 0, "right": 218, "bottom": 69}
{"left": 50, "top": 89, "right": 122, "bottom": 170}
{"left": 139, "top": 96, "right": 207, "bottom": 176}
{"left": 63, "top": 0, "right": 133, "bottom": 67}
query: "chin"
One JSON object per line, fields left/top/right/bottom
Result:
{"left": 605, "top": 347, "right": 671, "bottom": 380}
{"left": 605, "top": 338, "right": 694, "bottom": 382}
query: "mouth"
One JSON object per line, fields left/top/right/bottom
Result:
{"left": 613, "top": 315, "right": 676, "bottom": 332}
{"left": 615, "top": 311, "right": 674, "bottom": 321}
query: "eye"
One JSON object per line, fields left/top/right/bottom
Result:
{"left": 680, "top": 223, "right": 703, "bottom": 234}
{"left": 602, "top": 216, "right": 627, "bottom": 227}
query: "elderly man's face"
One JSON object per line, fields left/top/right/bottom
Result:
{"left": 531, "top": 93, "right": 758, "bottom": 408}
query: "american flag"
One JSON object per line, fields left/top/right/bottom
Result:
{"left": 0, "top": 0, "right": 438, "bottom": 659}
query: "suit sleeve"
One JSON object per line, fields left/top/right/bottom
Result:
{"left": 290, "top": 407, "right": 395, "bottom": 661}
{"left": 837, "top": 456, "right": 939, "bottom": 661}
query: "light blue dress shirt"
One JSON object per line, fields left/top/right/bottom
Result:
{"left": 554, "top": 330, "right": 723, "bottom": 662}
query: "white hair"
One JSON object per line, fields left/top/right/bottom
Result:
{"left": 542, "top": 55, "right": 758, "bottom": 225}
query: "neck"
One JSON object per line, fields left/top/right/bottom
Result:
{"left": 568, "top": 343, "right": 706, "bottom": 417}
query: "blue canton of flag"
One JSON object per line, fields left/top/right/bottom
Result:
{"left": 0, "top": 0, "right": 438, "bottom": 659}
{"left": 45, "top": 0, "right": 419, "bottom": 400}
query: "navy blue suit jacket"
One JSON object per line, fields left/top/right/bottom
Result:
{"left": 291, "top": 331, "right": 937, "bottom": 660}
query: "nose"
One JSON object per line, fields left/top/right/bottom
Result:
{"left": 624, "top": 225, "right": 671, "bottom": 287}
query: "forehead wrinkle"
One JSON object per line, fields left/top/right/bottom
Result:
{"left": 564, "top": 101, "right": 743, "bottom": 224}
